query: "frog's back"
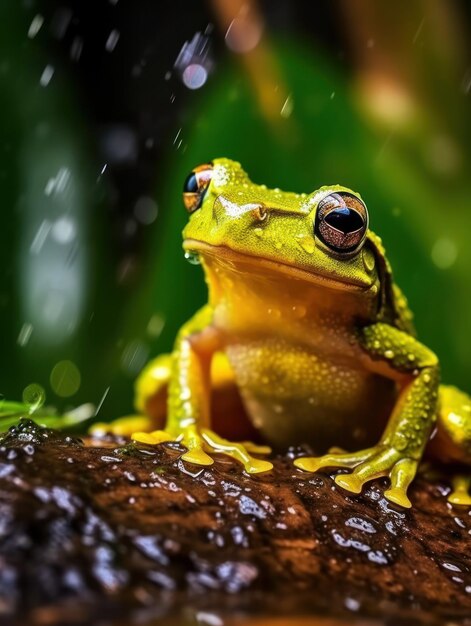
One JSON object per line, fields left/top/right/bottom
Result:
{"left": 366, "top": 231, "right": 416, "bottom": 336}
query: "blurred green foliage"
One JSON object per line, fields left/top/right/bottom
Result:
{"left": 0, "top": 3, "right": 121, "bottom": 417}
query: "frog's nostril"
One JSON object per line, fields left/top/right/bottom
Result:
{"left": 251, "top": 204, "right": 268, "bottom": 222}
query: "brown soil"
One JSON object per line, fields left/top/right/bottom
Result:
{"left": 0, "top": 419, "right": 470, "bottom": 626}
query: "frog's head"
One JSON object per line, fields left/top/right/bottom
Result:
{"left": 182, "top": 158, "right": 379, "bottom": 292}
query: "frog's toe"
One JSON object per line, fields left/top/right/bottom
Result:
{"left": 337, "top": 450, "right": 417, "bottom": 507}
{"left": 181, "top": 447, "right": 214, "bottom": 466}
{"left": 132, "top": 429, "right": 174, "bottom": 445}
{"left": 384, "top": 487, "right": 412, "bottom": 509}
{"left": 201, "top": 428, "right": 273, "bottom": 474}
{"left": 132, "top": 426, "right": 272, "bottom": 473}
{"left": 294, "top": 447, "right": 377, "bottom": 474}
{"left": 240, "top": 441, "right": 272, "bottom": 456}
{"left": 448, "top": 475, "right": 471, "bottom": 506}
{"left": 334, "top": 473, "right": 363, "bottom": 494}
{"left": 132, "top": 428, "right": 214, "bottom": 466}
{"left": 295, "top": 445, "right": 418, "bottom": 508}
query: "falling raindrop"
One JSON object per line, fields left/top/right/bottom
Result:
{"left": 39, "top": 65, "right": 55, "bottom": 87}
{"left": 105, "top": 29, "right": 120, "bottom": 52}
{"left": 121, "top": 340, "right": 149, "bottom": 376}
{"left": 174, "top": 32, "right": 213, "bottom": 89}
{"left": 27, "top": 14, "right": 44, "bottom": 39}
{"left": 17, "top": 322, "right": 33, "bottom": 347}
{"left": 280, "top": 95, "right": 293, "bottom": 119}
{"left": 51, "top": 216, "right": 77, "bottom": 244}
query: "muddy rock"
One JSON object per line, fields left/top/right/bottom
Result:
{"left": 0, "top": 418, "right": 470, "bottom": 626}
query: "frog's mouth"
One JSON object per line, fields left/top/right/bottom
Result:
{"left": 183, "top": 239, "right": 376, "bottom": 293}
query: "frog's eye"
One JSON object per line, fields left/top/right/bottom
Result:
{"left": 183, "top": 163, "right": 213, "bottom": 213}
{"left": 315, "top": 192, "right": 369, "bottom": 254}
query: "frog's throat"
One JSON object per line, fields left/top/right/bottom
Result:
{"left": 183, "top": 238, "right": 376, "bottom": 293}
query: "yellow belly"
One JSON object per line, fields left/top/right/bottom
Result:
{"left": 226, "top": 337, "right": 395, "bottom": 453}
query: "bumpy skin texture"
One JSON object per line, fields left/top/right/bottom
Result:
{"left": 97, "top": 158, "right": 471, "bottom": 508}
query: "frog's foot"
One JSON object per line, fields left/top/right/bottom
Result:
{"left": 294, "top": 445, "right": 418, "bottom": 508}
{"left": 448, "top": 475, "right": 471, "bottom": 506}
{"left": 90, "top": 415, "right": 154, "bottom": 437}
{"left": 132, "top": 426, "right": 273, "bottom": 474}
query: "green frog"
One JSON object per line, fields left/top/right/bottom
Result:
{"left": 94, "top": 158, "right": 471, "bottom": 508}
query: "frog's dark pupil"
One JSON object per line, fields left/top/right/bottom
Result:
{"left": 183, "top": 172, "right": 198, "bottom": 193}
{"left": 324, "top": 208, "right": 364, "bottom": 234}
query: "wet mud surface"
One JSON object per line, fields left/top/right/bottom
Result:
{"left": 0, "top": 419, "right": 470, "bottom": 626}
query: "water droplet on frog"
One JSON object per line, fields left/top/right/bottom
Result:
{"left": 295, "top": 234, "right": 315, "bottom": 254}
{"left": 184, "top": 250, "right": 201, "bottom": 265}
{"left": 291, "top": 305, "right": 307, "bottom": 319}
{"left": 22, "top": 383, "right": 45, "bottom": 413}
{"left": 254, "top": 228, "right": 264, "bottom": 238}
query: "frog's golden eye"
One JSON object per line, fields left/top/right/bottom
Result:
{"left": 183, "top": 163, "right": 213, "bottom": 213}
{"left": 315, "top": 192, "right": 369, "bottom": 254}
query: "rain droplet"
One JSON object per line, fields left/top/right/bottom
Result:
{"left": 182, "top": 64, "right": 208, "bottom": 90}
{"left": 28, "top": 14, "right": 44, "bottom": 39}
{"left": 184, "top": 250, "right": 201, "bottom": 265}
{"left": 22, "top": 384, "right": 45, "bottom": 413}
{"left": 147, "top": 314, "right": 165, "bottom": 338}
{"left": 105, "top": 29, "right": 120, "bottom": 52}
{"left": 295, "top": 234, "right": 315, "bottom": 254}
{"left": 225, "top": 14, "right": 263, "bottom": 53}
{"left": 280, "top": 95, "right": 293, "bottom": 119}
{"left": 291, "top": 305, "right": 307, "bottom": 319}
{"left": 134, "top": 196, "right": 158, "bottom": 225}
{"left": 431, "top": 238, "right": 458, "bottom": 270}
{"left": 50, "top": 360, "right": 81, "bottom": 397}
{"left": 39, "top": 64, "right": 54, "bottom": 87}
{"left": 17, "top": 323, "right": 33, "bottom": 347}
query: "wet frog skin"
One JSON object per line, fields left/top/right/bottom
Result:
{"left": 96, "top": 158, "right": 471, "bottom": 508}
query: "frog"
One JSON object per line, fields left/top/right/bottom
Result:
{"left": 94, "top": 158, "right": 471, "bottom": 508}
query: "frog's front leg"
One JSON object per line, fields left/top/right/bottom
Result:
{"left": 295, "top": 323, "right": 439, "bottom": 508}
{"left": 132, "top": 305, "right": 273, "bottom": 474}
